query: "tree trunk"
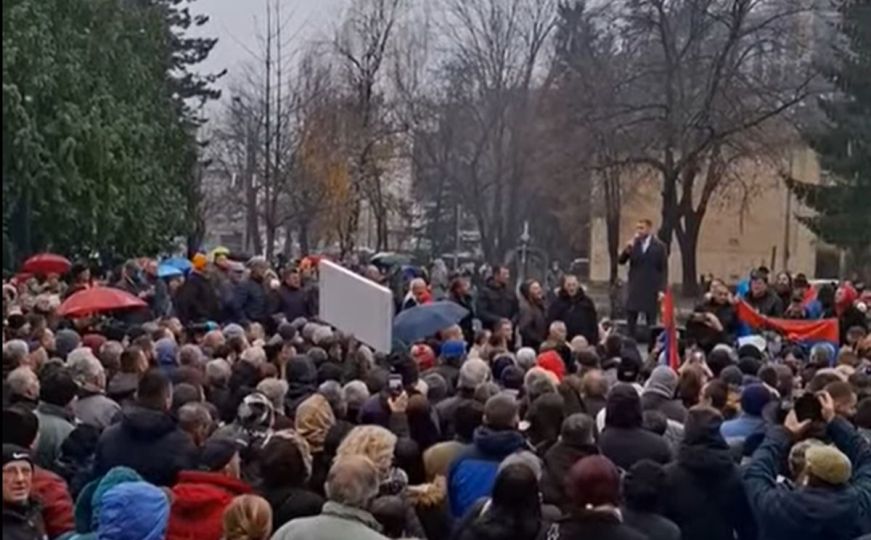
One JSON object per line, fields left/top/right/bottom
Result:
{"left": 658, "top": 171, "right": 677, "bottom": 249}
{"left": 299, "top": 222, "right": 310, "bottom": 256}
{"left": 604, "top": 172, "right": 621, "bottom": 285}
{"left": 676, "top": 213, "right": 702, "bottom": 297}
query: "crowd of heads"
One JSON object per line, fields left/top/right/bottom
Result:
{"left": 2, "top": 253, "right": 871, "bottom": 540}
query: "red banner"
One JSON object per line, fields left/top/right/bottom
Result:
{"left": 736, "top": 300, "right": 839, "bottom": 344}
{"left": 661, "top": 289, "right": 680, "bottom": 370}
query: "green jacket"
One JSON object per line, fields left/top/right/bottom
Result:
{"left": 271, "top": 502, "right": 388, "bottom": 540}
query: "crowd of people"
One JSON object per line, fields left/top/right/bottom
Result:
{"left": 2, "top": 244, "right": 871, "bottom": 540}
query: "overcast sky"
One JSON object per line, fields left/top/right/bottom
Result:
{"left": 195, "top": 0, "right": 343, "bottom": 117}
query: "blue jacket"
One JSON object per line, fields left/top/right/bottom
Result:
{"left": 744, "top": 418, "right": 871, "bottom": 540}
{"left": 447, "top": 427, "right": 529, "bottom": 518}
{"left": 720, "top": 414, "right": 765, "bottom": 444}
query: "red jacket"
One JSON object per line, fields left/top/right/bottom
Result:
{"left": 166, "top": 470, "right": 252, "bottom": 540}
{"left": 32, "top": 466, "right": 75, "bottom": 538}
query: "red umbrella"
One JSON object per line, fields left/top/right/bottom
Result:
{"left": 22, "top": 253, "right": 71, "bottom": 276}
{"left": 57, "top": 286, "right": 147, "bottom": 318}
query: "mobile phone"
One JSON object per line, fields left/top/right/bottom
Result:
{"left": 388, "top": 375, "right": 403, "bottom": 397}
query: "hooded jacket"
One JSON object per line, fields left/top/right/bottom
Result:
{"left": 166, "top": 471, "right": 252, "bottom": 540}
{"left": 663, "top": 409, "right": 755, "bottom": 540}
{"left": 447, "top": 426, "right": 529, "bottom": 518}
{"left": 32, "top": 466, "right": 74, "bottom": 538}
{"left": 599, "top": 385, "right": 671, "bottom": 470}
{"left": 744, "top": 418, "right": 871, "bottom": 540}
{"left": 92, "top": 481, "right": 170, "bottom": 540}
{"left": 94, "top": 405, "right": 197, "bottom": 486}
{"left": 546, "top": 288, "right": 599, "bottom": 345}
{"left": 540, "top": 441, "right": 600, "bottom": 510}
{"left": 285, "top": 356, "right": 318, "bottom": 419}
{"left": 640, "top": 366, "right": 687, "bottom": 424}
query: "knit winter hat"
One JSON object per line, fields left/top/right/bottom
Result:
{"left": 740, "top": 384, "right": 772, "bottom": 416}
{"left": 805, "top": 445, "right": 852, "bottom": 485}
{"left": 2, "top": 444, "right": 32, "bottom": 468}
{"left": 440, "top": 340, "right": 466, "bottom": 360}
{"left": 643, "top": 366, "right": 678, "bottom": 400}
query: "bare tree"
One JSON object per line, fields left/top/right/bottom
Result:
{"left": 333, "top": 0, "right": 406, "bottom": 254}
{"left": 591, "top": 0, "right": 819, "bottom": 294}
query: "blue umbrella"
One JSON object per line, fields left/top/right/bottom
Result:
{"left": 393, "top": 301, "right": 469, "bottom": 345}
{"left": 157, "top": 264, "right": 183, "bottom": 279}
{"left": 162, "top": 257, "right": 192, "bottom": 274}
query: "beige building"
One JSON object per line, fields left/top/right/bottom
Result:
{"left": 589, "top": 146, "right": 829, "bottom": 285}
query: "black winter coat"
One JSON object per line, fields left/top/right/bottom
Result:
{"left": 663, "top": 442, "right": 756, "bottom": 540}
{"left": 2, "top": 500, "right": 46, "bottom": 540}
{"left": 547, "top": 290, "right": 599, "bottom": 345}
{"left": 622, "top": 508, "right": 680, "bottom": 540}
{"left": 278, "top": 284, "right": 315, "bottom": 322}
{"left": 518, "top": 296, "right": 548, "bottom": 351}
{"left": 599, "top": 427, "right": 671, "bottom": 471}
{"left": 94, "top": 404, "right": 197, "bottom": 486}
{"left": 235, "top": 277, "right": 270, "bottom": 324}
{"left": 260, "top": 484, "right": 325, "bottom": 532}
{"left": 477, "top": 279, "right": 518, "bottom": 330}
{"left": 539, "top": 512, "right": 647, "bottom": 540}
{"left": 175, "top": 271, "right": 221, "bottom": 324}
{"left": 618, "top": 235, "right": 668, "bottom": 315}
{"left": 540, "top": 441, "right": 599, "bottom": 510}
{"left": 745, "top": 289, "right": 783, "bottom": 317}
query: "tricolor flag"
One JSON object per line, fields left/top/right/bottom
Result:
{"left": 736, "top": 299, "right": 839, "bottom": 352}
{"left": 661, "top": 288, "right": 680, "bottom": 371}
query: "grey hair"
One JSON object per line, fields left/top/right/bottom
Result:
{"left": 3, "top": 340, "right": 30, "bottom": 366}
{"left": 178, "top": 402, "right": 212, "bottom": 433}
{"left": 179, "top": 345, "right": 204, "bottom": 368}
{"left": 343, "top": 380, "right": 370, "bottom": 410}
{"left": 524, "top": 367, "right": 557, "bottom": 399}
{"left": 319, "top": 381, "right": 346, "bottom": 413}
{"left": 205, "top": 359, "right": 232, "bottom": 386}
{"left": 240, "top": 346, "right": 267, "bottom": 366}
{"left": 67, "top": 348, "right": 105, "bottom": 389}
{"left": 7, "top": 366, "right": 39, "bottom": 398}
{"left": 516, "top": 348, "right": 537, "bottom": 371}
{"left": 499, "top": 450, "right": 543, "bottom": 481}
{"left": 257, "top": 378, "right": 289, "bottom": 414}
{"left": 99, "top": 341, "right": 124, "bottom": 367}
{"left": 326, "top": 455, "right": 381, "bottom": 509}
{"left": 561, "top": 413, "right": 596, "bottom": 447}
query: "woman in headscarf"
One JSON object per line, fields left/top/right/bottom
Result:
{"left": 454, "top": 463, "right": 544, "bottom": 540}
{"left": 295, "top": 393, "right": 336, "bottom": 498}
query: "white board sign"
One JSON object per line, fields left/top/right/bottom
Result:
{"left": 319, "top": 259, "right": 393, "bottom": 353}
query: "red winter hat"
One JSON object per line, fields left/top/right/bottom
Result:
{"left": 537, "top": 350, "right": 566, "bottom": 382}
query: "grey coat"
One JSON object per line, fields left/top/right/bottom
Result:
{"left": 33, "top": 402, "right": 76, "bottom": 469}
{"left": 73, "top": 392, "right": 121, "bottom": 431}
{"left": 271, "top": 502, "right": 389, "bottom": 540}
{"left": 619, "top": 236, "right": 668, "bottom": 314}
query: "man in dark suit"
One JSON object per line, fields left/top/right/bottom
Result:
{"left": 619, "top": 218, "right": 668, "bottom": 340}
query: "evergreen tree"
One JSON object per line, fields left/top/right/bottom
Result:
{"left": 790, "top": 0, "right": 871, "bottom": 276}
